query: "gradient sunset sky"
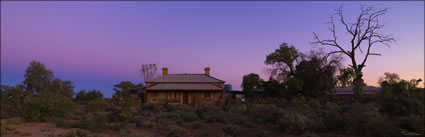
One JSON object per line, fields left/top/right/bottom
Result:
{"left": 1, "top": 2, "right": 423, "bottom": 97}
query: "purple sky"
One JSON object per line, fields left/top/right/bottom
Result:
{"left": 1, "top": 2, "right": 423, "bottom": 97}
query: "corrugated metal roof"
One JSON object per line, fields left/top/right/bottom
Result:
{"left": 146, "top": 74, "right": 224, "bottom": 83}
{"left": 335, "top": 85, "right": 381, "bottom": 94}
{"left": 146, "top": 83, "right": 223, "bottom": 91}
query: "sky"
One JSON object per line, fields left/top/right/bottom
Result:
{"left": 1, "top": 2, "right": 424, "bottom": 97}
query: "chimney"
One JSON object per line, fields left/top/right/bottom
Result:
{"left": 204, "top": 67, "right": 210, "bottom": 76}
{"left": 162, "top": 67, "right": 168, "bottom": 76}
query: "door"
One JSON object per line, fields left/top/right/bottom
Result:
{"left": 183, "top": 92, "right": 189, "bottom": 104}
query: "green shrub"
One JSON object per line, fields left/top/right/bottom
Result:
{"left": 120, "top": 102, "right": 137, "bottom": 116}
{"left": 321, "top": 103, "right": 344, "bottom": 131}
{"left": 88, "top": 99, "right": 110, "bottom": 112}
{"left": 278, "top": 111, "right": 316, "bottom": 134}
{"left": 181, "top": 112, "right": 199, "bottom": 123}
{"left": 23, "top": 94, "right": 76, "bottom": 121}
{"left": 344, "top": 103, "right": 400, "bottom": 137}
{"left": 229, "top": 115, "right": 256, "bottom": 128}
{"left": 62, "top": 129, "right": 95, "bottom": 137}
{"left": 108, "top": 109, "right": 130, "bottom": 123}
{"left": 157, "top": 112, "right": 181, "bottom": 119}
{"left": 4, "top": 124, "right": 16, "bottom": 131}
{"left": 141, "top": 104, "right": 165, "bottom": 113}
{"left": 195, "top": 106, "right": 222, "bottom": 119}
{"left": 165, "top": 105, "right": 180, "bottom": 112}
{"left": 222, "top": 125, "right": 242, "bottom": 137}
{"left": 75, "top": 90, "right": 104, "bottom": 102}
{"left": 167, "top": 126, "right": 191, "bottom": 137}
{"left": 78, "top": 112, "right": 109, "bottom": 132}
{"left": 248, "top": 104, "right": 283, "bottom": 124}
{"left": 6, "top": 117, "right": 23, "bottom": 125}
{"left": 400, "top": 115, "right": 424, "bottom": 136}
{"left": 136, "top": 118, "right": 157, "bottom": 128}
{"left": 196, "top": 106, "right": 229, "bottom": 123}
{"left": 205, "top": 111, "right": 229, "bottom": 123}
{"left": 379, "top": 94, "right": 424, "bottom": 116}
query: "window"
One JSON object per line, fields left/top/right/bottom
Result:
{"left": 204, "top": 91, "right": 211, "bottom": 99}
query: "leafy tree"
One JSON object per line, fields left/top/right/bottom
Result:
{"left": 312, "top": 6, "right": 396, "bottom": 95}
{"left": 286, "top": 77, "right": 303, "bottom": 99}
{"left": 263, "top": 77, "right": 284, "bottom": 97}
{"left": 293, "top": 50, "right": 340, "bottom": 98}
{"left": 337, "top": 68, "right": 355, "bottom": 87}
{"left": 265, "top": 42, "right": 301, "bottom": 82}
{"left": 112, "top": 81, "right": 142, "bottom": 103}
{"left": 75, "top": 89, "right": 104, "bottom": 102}
{"left": 241, "top": 73, "right": 264, "bottom": 97}
{"left": 378, "top": 72, "right": 401, "bottom": 86}
{"left": 48, "top": 78, "right": 74, "bottom": 99}
{"left": 87, "top": 99, "right": 110, "bottom": 112}
{"left": 23, "top": 61, "right": 54, "bottom": 94}
{"left": 0, "top": 84, "right": 32, "bottom": 117}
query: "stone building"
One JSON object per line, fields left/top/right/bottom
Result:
{"left": 144, "top": 67, "right": 225, "bottom": 105}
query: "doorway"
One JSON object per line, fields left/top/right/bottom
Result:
{"left": 183, "top": 92, "right": 189, "bottom": 104}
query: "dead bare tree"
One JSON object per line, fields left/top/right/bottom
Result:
{"left": 140, "top": 64, "right": 158, "bottom": 82}
{"left": 312, "top": 6, "right": 396, "bottom": 95}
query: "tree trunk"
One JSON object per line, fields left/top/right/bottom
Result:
{"left": 352, "top": 68, "right": 365, "bottom": 98}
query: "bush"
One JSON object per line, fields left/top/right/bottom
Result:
{"left": 379, "top": 81, "right": 424, "bottom": 116}
{"left": 321, "top": 103, "right": 345, "bottom": 131}
{"left": 4, "top": 124, "right": 16, "bottom": 131}
{"left": 195, "top": 106, "right": 221, "bottom": 119}
{"left": 167, "top": 126, "right": 191, "bottom": 137}
{"left": 248, "top": 104, "right": 283, "bottom": 124}
{"left": 53, "top": 118, "right": 75, "bottom": 128}
{"left": 222, "top": 125, "right": 242, "bottom": 137}
{"left": 75, "top": 90, "right": 103, "bottom": 102}
{"left": 181, "top": 112, "right": 199, "bottom": 123}
{"left": 136, "top": 118, "right": 157, "bottom": 128}
{"left": 278, "top": 111, "right": 316, "bottom": 134}
{"left": 78, "top": 112, "right": 109, "bottom": 132}
{"left": 62, "top": 129, "right": 95, "bottom": 137}
{"left": 400, "top": 115, "right": 424, "bottom": 136}
{"left": 6, "top": 117, "right": 23, "bottom": 125}
{"left": 23, "top": 94, "right": 76, "bottom": 121}
{"left": 112, "top": 128, "right": 144, "bottom": 137}
{"left": 88, "top": 99, "right": 110, "bottom": 112}
{"left": 229, "top": 115, "right": 256, "bottom": 128}
{"left": 344, "top": 103, "right": 399, "bottom": 137}
{"left": 141, "top": 104, "right": 165, "bottom": 113}
{"left": 120, "top": 102, "right": 137, "bottom": 116}
{"left": 379, "top": 94, "right": 424, "bottom": 116}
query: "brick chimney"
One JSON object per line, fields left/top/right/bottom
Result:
{"left": 204, "top": 67, "right": 210, "bottom": 76}
{"left": 162, "top": 67, "right": 168, "bottom": 76}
